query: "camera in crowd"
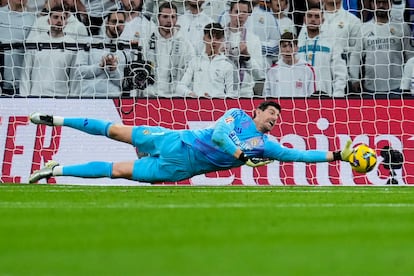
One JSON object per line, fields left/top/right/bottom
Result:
{"left": 380, "top": 146, "right": 404, "bottom": 185}
{"left": 123, "top": 49, "right": 155, "bottom": 92}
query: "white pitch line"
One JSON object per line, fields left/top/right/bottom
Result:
{"left": 1, "top": 186, "right": 414, "bottom": 194}
{"left": 1, "top": 202, "right": 414, "bottom": 209}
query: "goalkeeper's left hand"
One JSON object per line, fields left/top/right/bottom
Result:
{"left": 245, "top": 157, "right": 273, "bottom": 167}
{"left": 340, "top": 140, "right": 353, "bottom": 161}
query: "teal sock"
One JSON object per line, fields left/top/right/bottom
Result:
{"left": 63, "top": 118, "right": 112, "bottom": 136}
{"left": 62, "top": 162, "right": 113, "bottom": 178}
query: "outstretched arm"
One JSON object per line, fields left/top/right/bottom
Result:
{"left": 265, "top": 140, "right": 353, "bottom": 163}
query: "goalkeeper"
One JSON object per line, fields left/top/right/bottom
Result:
{"left": 28, "top": 101, "right": 352, "bottom": 183}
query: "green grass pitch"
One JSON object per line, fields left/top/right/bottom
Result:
{"left": 1, "top": 185, "right": 414, "bottom": 276}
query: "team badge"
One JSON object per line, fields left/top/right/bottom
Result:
{"left": 259, "top": 17, "right": 264, "bottom": 24}
{"left": 296, "top": 80, "right": 303, "bottom": 89}
{"left": 390, "top": 28, "right": 395, "bottom": 35}
{"left": 225, "top": 116, "right": 234, "bottom": 124}
{"left": 135, "top": 31, "right": 140, "bottom": 38}
{"left": 338, "top": 22, "right": 344, "bottom": 29}
{"left": 143, "top": 129, "right": 150, "bottom": 135}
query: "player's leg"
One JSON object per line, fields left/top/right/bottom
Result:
{"left": 29, "top": 112, "right": 133, "bottom": 144}
{"left": 29, "top": 160, "right": 135, "bottom": 183}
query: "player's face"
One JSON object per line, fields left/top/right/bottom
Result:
{"left": 254, "top": 106, "right": 280, "bottom": 133}
{"left": 305, "top": 9, "right": 323, "bottom": 31}
{"left": 280, "top": 41, "right": 297, "bottom": 59}
{"left": 106, "top": 12, "right": 125, "bottom": 38}
{"left": 204, "top": 34, "right": 224, "bottom": 55}
{"left": 271, "top": 0, "right": 287, "bottom": 14}
{"left": 48, "top": 11, "right": 68, "bottom": 33}
{"left": 372, "top": 0, "right": 390, "bottom": 19}
{"left": 229, "top": 3, "right": 250, "bottom": 28}
{"left": 158, "top": 7, "right": 177, "bottom": 29}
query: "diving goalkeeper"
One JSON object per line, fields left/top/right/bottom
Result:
{"left": 28, "top": 101, "right": 352, "bottom": 183}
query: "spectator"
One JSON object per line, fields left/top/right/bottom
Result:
{"left": 224, "top": 0, "right": 265, "bottom": 97}
{"left": 357, "top": 0, "right": 414, "bottom": 96}
{"left": 202, "top": 0, "right": 228, "bottom": 22}
{"left": 139, "top": 1, "right": 194, "bottom": 97}
{"left": 117, "top": 0, "right": 144, "bottom": 22}
{"left": 28, "top": 0, "right": 89, "bottom": 40}
{"left": 400, "top": 57, "right": 414, "bottom": 94}
{"left": 264, "top": 32, "right": 316, "bottom": 97}
{"left": 320, "top": 0, "right": 362, "bottom": 93}
{"left": 177, "top": 0, "right": 214, "bottom": 55}
{"left": 72, "top": 10, "right": 129, "bottom": 98}
{"left": 119, "top": 0, "right": 157, "bottom": 45}
{"left": 0, "top": 0, "right": 35, "bottom": 95}
{"left": 20, "top": 6, "right": 77, "bottom": 96}
{"left": 143, "top": 0, "right": 187, "bottom": 19}
{"left": 246, "top": 0, "right": 280, "bottom": 67}
{"left": 176, "top": 23, "right": 235, "bottom": 97}
{"left": 219, "top": 0, "right": 279, "bottom": 68}
{"left": 297, "top": 3, "right": 347, "bottom": 97}
{"left": 269, "top": 0, "right": 296, "bottom": 36}
{"left": 84, "top": 0, "right": 117, "bottom": 36}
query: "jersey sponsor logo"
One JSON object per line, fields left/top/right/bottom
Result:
{"left": 225, "top": 116, "right": 234, "bottom": 124}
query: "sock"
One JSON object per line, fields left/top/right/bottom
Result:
{"left": 62, "top": 118, "right": 112, "bottom": 137}
{"left": 61, "top": 162, "right": 113, "bottom": 178}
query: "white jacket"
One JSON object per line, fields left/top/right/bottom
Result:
{"left": 119, "top": 14, "right": 157, "bottom": 45}
{"left": 71, "top": 37, "right": 129, "bottom": 98}
{"left": 177, "top": 11, "right": 214, "bottom": 56}
{"left": 20, "top": 33, "right": 77, "bottom": 96}
{"left": 297, "top": 29, "right": 347, "bottom": 96}
{"left": 28, "top": 13, "right": 88, "bottom": 40}
{"left": 264, "top": 58, "right": 316, "bottom": 97}
{"left": 321, "top": 7, "right": 362, "bottom": 81}
{"left": 225, "top": 27, "right": 265, "bottom": 97}
{"left": 140, "top": 28, "right": 195, "bottom": 97}
{"left": 176, "top": 52, "right": 235, "bottom": 98}
{"left": 361, "top": 19, "right": 414, "bottom": 92}
{"left": 400, "top": 57, "right": 414, "bottom": 94}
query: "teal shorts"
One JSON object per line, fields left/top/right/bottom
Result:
{"left": 131, "top": 126, "right": 196, "bottom": 183}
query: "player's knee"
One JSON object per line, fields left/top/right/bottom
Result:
{"left": 108, "top": 124, "right": 133, "bottom": 143}
{"left": 111, "top": 162, "right": 134, "bottom": 179}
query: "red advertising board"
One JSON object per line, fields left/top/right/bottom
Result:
{"left": 0, "top": 98, "right": 412, "bottom": 185}
{"left": 113, "top": 98, "right": 414, "bottom": 185}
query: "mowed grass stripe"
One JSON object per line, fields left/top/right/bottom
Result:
{"left": 2, "top": 202, "right": 414, "bottom": 209}
{"left": 1, "top": 185, "right": 414, "bottom": 276}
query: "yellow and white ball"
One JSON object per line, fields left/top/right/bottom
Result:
{"left": 348, "top": 144, "right": 377, "bottom": 173}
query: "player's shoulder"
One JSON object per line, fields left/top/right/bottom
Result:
{"left": 223, "top": 108, "right": 249, "bottom": 119}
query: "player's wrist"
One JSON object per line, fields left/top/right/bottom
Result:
{"left": 333, "top": 151, "right": 342, "bottom": 161}
{"left": 238, "top": 152, "right": 249, "bottom": 162}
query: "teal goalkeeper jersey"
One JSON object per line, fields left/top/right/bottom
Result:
{"left": 180, "top": 108, "right": 329, "bottom": 168}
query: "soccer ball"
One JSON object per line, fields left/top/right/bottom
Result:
{"left": 348, "top": 144, "right": 377, "bottom": 173}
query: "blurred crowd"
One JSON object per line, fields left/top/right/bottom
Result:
{"left": 1, "top": 0, "right": 414, "bottom": 98}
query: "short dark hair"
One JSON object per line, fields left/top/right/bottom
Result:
{"left": 204, "top": 23, "right": 224, "bottom": 39}
{"left": 49, "top": 5, "right": 66, "bottom": 13}
{"left": 105, "top": 9, "right": 126, "bottom": 22}
{"left": 158, "top": 1, "right": 178, "bottom": 15}
{"left": 257, "top": 101, "right": 281, "bottom": 112}
{"left": 280, "top": 32, "right": 297, "bottom": 46}
{"left": 229, "top": 0, "right": 252, "bottom": 14}
{"left": 307, "top": 2, "right": 322, "bottom": 11}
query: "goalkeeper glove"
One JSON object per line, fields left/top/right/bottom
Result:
{"left": 238, "top": 152, "right": 273, "bottom": 167}
{"left": 333, "top": 140, "right": 353, "bottom": 161}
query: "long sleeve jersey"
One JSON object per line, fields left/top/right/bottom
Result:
{"left": 180, "top": 108, "right": 329, "bottom": 169}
